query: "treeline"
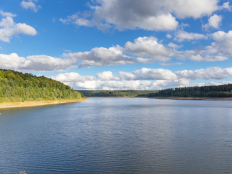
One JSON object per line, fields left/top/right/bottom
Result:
{"left": 0, "top": 69, "right": 85, "bottom": 103}
{"left": 79, "top": 90, "right": 158, "bottom": 97}
{"left": 148, "top": 84, "right": 232, "bottom": 98}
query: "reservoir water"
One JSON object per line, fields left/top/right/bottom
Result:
{"left": 1, "top": 97, "right": 232, "bottom": 173}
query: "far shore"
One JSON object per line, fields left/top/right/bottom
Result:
{"left": 0, "top": 98, "right": 88, "bottom": 109}
{"left": 151, "top": 97, "right": 232, "bottom": 100}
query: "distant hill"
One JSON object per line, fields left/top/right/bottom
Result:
{"left": 79, "top": 90, "right": 158, "bottom": 97}
{"left": 0, "top": 69, "right": 85, "bottom": 103}
{"left": 148, "top": 84, "right": 232, "bottom": 98}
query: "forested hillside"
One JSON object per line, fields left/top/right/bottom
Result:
{"left": 79, "top": 90, "right": 158, "bottom": 97}
{"left": 0, "top": 69, "right": 85, "bottom": 103}
{"left": 148, "top": 84, "right": 232, "bottom": 98}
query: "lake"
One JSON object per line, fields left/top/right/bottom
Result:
{"left": 1, "top": 97, "right": 232, "bottom": 173}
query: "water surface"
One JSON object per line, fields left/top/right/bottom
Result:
{"left": 1, "top": 98, "right": 232, "bottom": 173}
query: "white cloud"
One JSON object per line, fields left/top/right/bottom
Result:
{"left": 15, "top": 23, "right": 37, "bottom": 35}
{"left": 74, "top": 18, "right": 93, "bottom": 27}
{"left": 179, "top": 50, "right": 228, "bottom": 61}
{"left": 202, "top": 14, "right": 222, "bottom": 30}
{"left": 207, "top": 30, "right": 232, "bottom": 56}
{"left": 0, "top": 12, "right": 37, "bottom": 42}
{"left": 63, "top": 36, "right": 178, "bottom": 68}
{"left": 96, "top": 71, "right": 120, "bottom": 81}
{"left": 0, "top": 53, "right": 25, "bottom": 69}
{"left": 174, "top": 30, "right": 232, "bottom": 62}
{"left": 21, "top": 55, "right": 75, "bottom": 71}
{"left": 21, "top": 0, "right": 41, "bottom": 12}
{"left": 0, "top": 11, "right": 16, "bottom": 17}
{"left": 175, "top": 30, "right": 207, "bottom": 42}
{"left": 160, "top": 62, "right": 183, "bottom": 66}
{"left": 62, "top": 33, "right": 232, "bottom": 68}
{"left": 63, "top": 45, "right": 139, "bottom": 68}
{"left": 119, "top": 68, "right": 177, "bottom": 80}
{"left": 166, "top": 34, "right": 172, "bottom": 38}
{"left": 175, "top": 67, "right": 232, "bottom": 80}
{"left": 75, "top": 80, "right": 153, "bottom": 90}
{"left": 218, "top": 2, "right": 231, "bottom": 10}
{"left": 167, "top": 0, "right": 218, "bottom": 18}
{"left": 92, "top": 0, "right": 219, "bottom": 30}
{"left": 52, "top": 72, "right": 95, "bottom": 82}
{"left": 0, "top": 53, "right": 75, "bottom": 71}
{"left": 61, "top": 0, "right": 223, "bottom": 31}
{"left": 51, "top": 66, "right": 232, "bottom": 90}
{"left": 152, "top": 79, "right": 189, "bottom": 89}
{"left": 60, "top": 13, "right": 93, "bottom": 27}
{"left": 168, "top": 42, "right": 182, "bottom": 49}
{"left": 91, "top": 0, "right": 181, "bottom": 31}
{"left": 124, "top": 36, "right": 174, "bottom": 62}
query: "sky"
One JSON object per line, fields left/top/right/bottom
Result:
{"left": 1, "top": 0, "right": 232, "bottom": 90}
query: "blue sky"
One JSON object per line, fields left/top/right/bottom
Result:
{"left": 1, "top": 0, "right": 232, "bottom": 90}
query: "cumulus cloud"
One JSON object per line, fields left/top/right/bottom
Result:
{"left": 179, "top": 50, "right": 228, "bottom": 62}
{"left": 91, "top": 0, "right": 219, "bottom": 30}
{"left": 96, "top": 71, "right": 120, "bottom": 81}
{"left": 175, "top": 30, "right": 232, "bottom": 61}
{"left": 124, "top": 36, "right": 174, "bottom": 62}
{"left": 21, "top": 55, "right": 75, "bottom": 71}
{"left": 119, "top": 68, "right": 177, "bottom": 80}
{"left": 160, "top": 62, "right": 183, "bottom": 66}
{"left": 0, "top": 53, "right": 75, "bottom": 71}
{"left": 176, "top": 67, "right": 232, "bottom": 80}
{"left": 51, "top": 72, "right": 95, "bottom": 82}
{"left": 0, "top": 53, "right": 26, "bottom": 69}
{"left": 60, "top": 0, "right": 226, "bottom": 31}
{"left": 63, "top": 45, "right": 139, "bottom": 68}
{"left": 209, "top": 30, "right": 232, "bottom": 56}
{"left": 202, "top": 14, "right": 222, "bottom": 30}
{"left": 75, "top": 80, "right": 153, "bottom": 90}
{"left": 51, "top": 66, "right": 232, "bottom": 90}
{"left": 62, "top": 33, "right": 232, "bottom": 68}
{"left": 63, "top": 36, "right": 178, "bottom": 68}
{"left": 175, "top": 30, "right": 207, "bottom": 42}
{"left": 0, "top": 11, "right": 37, "bottom": 42}
{"left": 51, "top": 72, "right": 187, "bottom": 90}
{"left": 21, "top": 0, "right": 41, "bottom": 12}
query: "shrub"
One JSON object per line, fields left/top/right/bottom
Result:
{"left": 4, "top": 97, "right": 9, "bottom": 102}
{"left": 15, "top": 97, "right": 22, "bottom": 102}
{"left": 36, "top": 98, "right": 43, "bottom": 101}
{"left": 26, "top": 98, "right": 34, "bottom": 101}
{"left": 9, "top": 97, "right": 16, "bottom": 102}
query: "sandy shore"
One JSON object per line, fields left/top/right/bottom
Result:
{"left": 0, "top": 98, "right": 87, "bottom": 109}
{"left": 152, "top": 97, "right": 232, "bottom": 100}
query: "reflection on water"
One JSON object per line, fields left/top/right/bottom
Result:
{"left": 1, "top": 98, "right": 232, "bottom": 173}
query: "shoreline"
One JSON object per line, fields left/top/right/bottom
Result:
{"left": 0, "top": 98, "right": 88, "bottom": 109}
{"left": 151, "top": 97, "right": 232, "bottom": 100}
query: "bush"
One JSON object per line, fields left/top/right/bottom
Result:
{"left": 15, "top": 97, "right": 22, "bottom": 102}
{"left": 9, "top": 97, "right": 16, "bottom": 102}
{"left": 36, "top": 98, "right": 43, "bottom": 101}
{"left": 47, "top": 97, "right": 53, "bottom": 100}
{"left": 0, "top": 97, "right": 4, "bottom": 103}
{"left": 4, "top": 97, "right": 9, "bottom": 102}
{"left": 26, "top": 98, "right": 34, "bottom": 101}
